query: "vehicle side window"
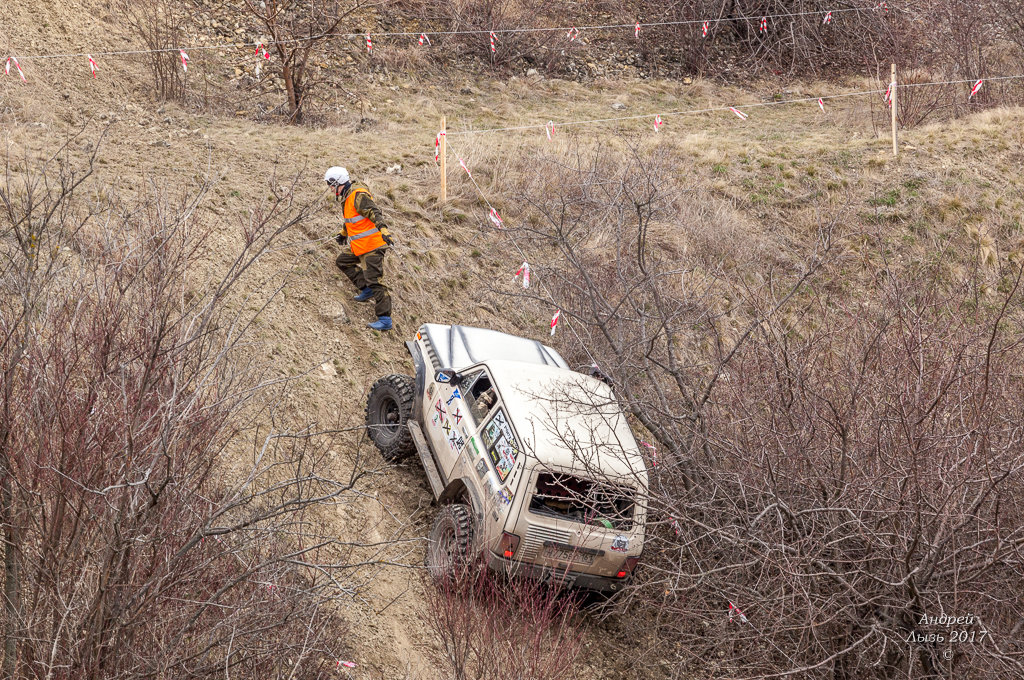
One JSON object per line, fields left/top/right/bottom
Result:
{"left": 461, "top": 372, "right": 497, "bottom": 422}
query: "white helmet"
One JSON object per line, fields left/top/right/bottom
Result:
{"left": 324, "top": 166, "right": 350, "bottom": 187}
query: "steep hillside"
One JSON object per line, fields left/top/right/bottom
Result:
{"left": 3, "top": 1, "right": 1024, "bottom": 678}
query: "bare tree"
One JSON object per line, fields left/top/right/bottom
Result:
{"left": 233, "top": 0, "right": 374, "bottom": 123}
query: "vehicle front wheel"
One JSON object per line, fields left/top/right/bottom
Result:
{"left": 365, "top": 374, "right": 416, "bottom": 462}
{"left": 425, "top": 503, "right": 476, "bottom": 579}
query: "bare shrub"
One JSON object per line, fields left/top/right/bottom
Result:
{"left": 118, "top": 0, "right": 197, "bottom": 101}
{"left": 0, "top": 138, "right": 382, "bottom": 677}
{"left": 493, "top": 140, "right": 1024, "bottom": 678}
{"left": 422, "top": 560, "right": 585, "bottom": 680}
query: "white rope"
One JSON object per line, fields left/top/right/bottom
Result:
{"left": 9, "top": 7, "right": 875, "bottom": 60}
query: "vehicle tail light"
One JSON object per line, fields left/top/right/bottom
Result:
{"left": 499, "top": 532, "right": 520, "bottom": 559}
{"left": 617, "top": 556, "right": 640, "bottom": 578}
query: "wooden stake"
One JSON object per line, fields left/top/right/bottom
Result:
{"left": 439, "top": 115, "right": 447, "bottom": 203}
{"left": 891, "top": 63, "right": 898, "bottom": 157}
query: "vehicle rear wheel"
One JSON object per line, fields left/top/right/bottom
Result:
{"left": 365, "top": 374, "right": 416, "bottom": 462}
{"left": 426, "top": 503, "right": 475, "bottom": 579}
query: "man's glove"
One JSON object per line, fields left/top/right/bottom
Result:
{"left": 335, "top": 232, "right": 347, "bottom": 246}
{"left": 382, "top": 232, "right": 394, "bottom": 246}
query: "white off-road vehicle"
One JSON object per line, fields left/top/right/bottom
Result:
{"left": 366, "top": 324, "right": 648, "bottom": 592}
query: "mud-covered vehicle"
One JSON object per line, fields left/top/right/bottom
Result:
{"left": 366, "top": 324, "right": 648, "bottom": 592}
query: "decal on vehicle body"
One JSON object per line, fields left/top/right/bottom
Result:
{"left": 610, "top": 535, "right": 629, "bottom": 552}
{"left": 446, "top": 387, "right": 462, "bottom": 405}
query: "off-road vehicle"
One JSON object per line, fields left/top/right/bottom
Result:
{"left": 366, "top": 324, "right": 648, "bottom": 592}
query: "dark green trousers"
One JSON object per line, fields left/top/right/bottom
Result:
{"left": 336, "top": 247, "right": 392, "bottom": 317}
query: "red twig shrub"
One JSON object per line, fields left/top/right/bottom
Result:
{"left": 422, "top": 560, "right": 585, "bottom": 680}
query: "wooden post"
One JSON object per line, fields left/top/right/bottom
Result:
{"left": 890, "top": 63, "right": 898, "bottom": 157}
{"left": 439, "top": 115, "right": 447, "bottom": 203}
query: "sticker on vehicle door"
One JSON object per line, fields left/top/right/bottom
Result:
{"left": 610, "top": 535, "right": 629, "bottom": 552}
{"left": 482, "top": 408, "right": 520, "bottom": 483}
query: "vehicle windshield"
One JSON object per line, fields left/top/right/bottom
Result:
{"left": 529, "top": 472, "right": 635, "bottom": 531}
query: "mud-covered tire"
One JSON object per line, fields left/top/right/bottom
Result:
{"left": 365, "top": 374, "right": 416, "bottom": 462}
{"left": 426, "top": 504, "right": 476, "bottom": 579}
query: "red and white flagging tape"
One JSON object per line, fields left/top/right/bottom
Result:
{"left": 488, "top": 208, "right": 503, "bottom": 228}
{"left": 729, "top": 106, "right": 748, "bottom": 120}
{"left": 702, "top": 21, "right": 709, "bottom": 37}
{"left": 545, "top": 121, "right": 554, "bottom": 140}
{"left": 823, "top": 11, "right": 833, "bottom": 24}
{"left": 514, "top": 262, "right": 531, "bottom": 288}
{"left": 179, "top": 49, "right": 189, "bottom": 72}
{"left": 419, "top": 33, "right": 431, "bottom": 46}
{"left": 759, "top": 17, "right": 768, "bottom": 33}
{"left": 366, "top": 34, "right": 373, "bottom": 53}
{"left": 550, "top": 309, "right": 561, "bottom": 335}
{"left": 490, "top": 31, "right": 497, "bottom": 53}
{"left": 653, "top": 114, "right": 663, "bottom": 131}
{"left": 728, "top": 602, "right": 750, "bottom": 624}
{"left": 635, "top": 22, "right": 641, "bottom": 38}
{"left": 88, "top": 54, "right": 97, "bottom": 77}
{"left": 434, "top": 130, "right": 445, "bottom": 162}
{"left": 567, "top": 26, "right": 580, "bottom": 42}
{"left": 970, "top": 79, "right": 984, "bottom": 98}
{"left": 6, "top": 56, "right": 26, "bottom": 81}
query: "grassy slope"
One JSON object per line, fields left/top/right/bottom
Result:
{"left": 4, "top": 2, "right": 1024, "bottom": 677}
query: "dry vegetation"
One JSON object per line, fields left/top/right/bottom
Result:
{"left": 2, "top": 0, "right": 1024, "bottom": 678}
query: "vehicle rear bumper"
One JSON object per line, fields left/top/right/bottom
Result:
{"left": 486, "top": 552, "right": 627, "bottom": 593}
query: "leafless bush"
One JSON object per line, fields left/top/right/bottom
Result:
{"left": 119, "top": 0, "right": 196, "bottom": 101}
{"left": 494, "top": 141, "right": 1024, "bottom": 678}
{"left": 422, "top": 560, "right": 585, "bottom": 680}
{"left": 0, "top": 137, "right": 386, "bottom": 677}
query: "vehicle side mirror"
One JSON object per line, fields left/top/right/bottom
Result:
{"left": 434, "top": 368, "right": 459, "bottom": 384}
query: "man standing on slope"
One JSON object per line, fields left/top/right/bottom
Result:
{"left": 325, "top": 166, "right": 394, "bottom": 331}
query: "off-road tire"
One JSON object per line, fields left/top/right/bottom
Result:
{"left": 426, "top": 503, "right": 476, "bottom": 579}
{"left": 365, "top": 374, "right": 416, "bottom": 462}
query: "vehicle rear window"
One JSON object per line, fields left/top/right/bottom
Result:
{"left": 529, "top": 472, "right": 634, "bottom": 531}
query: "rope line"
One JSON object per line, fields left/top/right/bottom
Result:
{"left": 9, "top": 7, "right": 877, "bottom": 60}
{"left": 447, "top": 74, "right": 1024, "bottom": 136}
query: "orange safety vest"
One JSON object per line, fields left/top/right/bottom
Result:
{"left": 343, "top": 187, "right": 386, "bottom": 256}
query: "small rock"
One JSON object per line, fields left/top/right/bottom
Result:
{"left": 319, "top": 362, "right": 337, "bottom": 377}
{"left": 611, "top": 101, "right": 627, "bottom": 111}
{"left": 150, "top": 140, "right": 170, "bottom": 147}
{"left": 526, "top": 68, "right": 539, "bottom": 77}
{"left": 385, "top": 164, "right": 402, "bottom": 174}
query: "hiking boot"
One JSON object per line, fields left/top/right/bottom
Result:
{"left": 353, "top": 287, "right": 373, "bottom": 302}
{"left": 367, "top": 316, "right": 393, "bottom": 331}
